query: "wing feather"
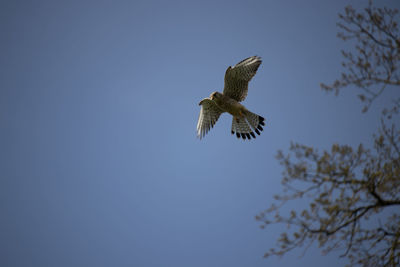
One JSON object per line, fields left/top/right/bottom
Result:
{"left": 223, "top": 56, "right": 262, "bottom": 102}
{"left": 197, "top": 98, "right": 224, "bottom": 139}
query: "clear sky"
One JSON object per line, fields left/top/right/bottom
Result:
{"left": 1, "top": 1, "right": 399, "bottom": 266}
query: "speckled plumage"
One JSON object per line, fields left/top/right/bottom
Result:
{"left": 197, "top": 56, "right": 265, "bottom": 140}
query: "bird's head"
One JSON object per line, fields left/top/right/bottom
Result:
{"left": 210, "top": 91, "right": 221, "bottom": 100}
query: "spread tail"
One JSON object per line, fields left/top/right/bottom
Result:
{"left": 231, "top": 111, "right": 265, "bottom": 140}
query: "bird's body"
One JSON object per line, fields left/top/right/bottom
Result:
{"left": 197, "top": 56, "right": 265, "bottom": 140}
{"left": 203, "top": 92, "right": 246, "bottom": 118}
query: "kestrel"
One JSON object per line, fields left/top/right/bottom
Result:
{"left": 197, "top": 56, "right": 265, "bottom": 140}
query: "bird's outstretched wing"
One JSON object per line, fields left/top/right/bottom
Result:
{"left": 197, "top": 98, "right": 224, "bottom": 139}
{"left": 223, "top": 56, "right": 262, "bottom": 102}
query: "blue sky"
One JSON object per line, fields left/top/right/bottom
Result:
{"left": 1, "top": 1, "right": 399, "bottom": 266}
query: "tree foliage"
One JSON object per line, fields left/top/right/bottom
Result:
{"left": 257, "top": 2, "right": 400, "bottom": 266}
{"left": 321, "top": 1, "right": 400, "bottom": 112}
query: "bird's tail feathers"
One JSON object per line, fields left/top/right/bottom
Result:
{"left": 231, "top": 111, "right": 265, "bottom": 140}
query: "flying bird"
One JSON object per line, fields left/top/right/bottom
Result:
{"left": 197, "top": 56, "right": 265, "bottom": 140}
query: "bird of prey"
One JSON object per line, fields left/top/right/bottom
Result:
{"left": 197, "top": 56, "right": 265, "bottom": 140}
